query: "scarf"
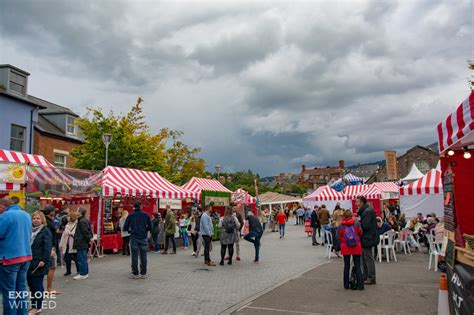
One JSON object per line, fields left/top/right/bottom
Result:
{"left": 31, "top": 225, "right": 44, "bottom": 246}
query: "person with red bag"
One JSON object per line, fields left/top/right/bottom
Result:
{"left": 339, "top": 210, "right": 364, "bottom": 290}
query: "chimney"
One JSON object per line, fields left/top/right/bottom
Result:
{"left": 339, "top": 160, "right": 345, "bottom": 170}
{"left": 301, "top": 165, "right": 306, "bottom": 173}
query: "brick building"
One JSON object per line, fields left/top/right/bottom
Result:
{"left": 367, "top": 145, "right": 439, "bottom": 183}
{"left": 299, "top": 160, "right": 345, "bottom": 191}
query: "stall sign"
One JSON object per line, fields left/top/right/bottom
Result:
{"left": 0, "top": 163, "right": 25, "bottom": 183}
{"left": 204, "top": 196, "right": 229, "bottom": 207}
{"left": 8, "top": 190, "right": 25, "bottom": 209}
{"left": 159, "top": 198, "right": 182, "bottom": 210}
{"left": 381, "top": 192, "right": 399, "bottom": 200}
{"left": 447, "top": 263, "right": 474, "bottom": 315}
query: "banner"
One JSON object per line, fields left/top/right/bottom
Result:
{"left": 204, "top": 196, "right": 229, "bottom": 207}
{"left": 159, "top": 198, "right": 182, "bottom": 210}
{"left": 0, "top": 163, "right": 26, "bottom": 183}
{"left": 447, "top": 263, "right": 474, "bottom": 315}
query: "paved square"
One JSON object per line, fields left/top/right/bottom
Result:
{"left": 47, "top": 224, "right": 327, "bottom": 314}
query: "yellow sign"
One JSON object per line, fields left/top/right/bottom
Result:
{"left": 0, "top": 163, "right": 26, "bottom": 183}
{"left": 8, "top": 190, "right": 26, "bottom": 209}
{"left": 384, "top": 151, "right": 399, "bottom": 180}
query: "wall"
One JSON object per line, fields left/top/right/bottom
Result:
{"left": 33, "top": 130, "right": 80, "bottom": 167}
{"left": 398, "top": 147, "right": 438, "bottom": 178}
{"left": 0, "top": 95, "right": 38, "bottom": 153}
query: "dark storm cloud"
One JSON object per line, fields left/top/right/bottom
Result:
{"left": 1, "top": 0, "right": 471, "bottom": 175}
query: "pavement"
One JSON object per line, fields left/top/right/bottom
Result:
{"left": 43, "top": 223, "right": 329, "bottom": 315}
{"left": 234, "top": 249, "right": 440, "bottom": 315}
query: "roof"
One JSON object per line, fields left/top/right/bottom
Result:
{"left": 303, "top": 185, "right": 346, "bottom": 202}
{"left": 35, "top": 115, "right": 83, "bottom": 143}
{"left": 401, "top": 163, "right": 424, "bottom": 181}
{"left": 437, "top": 90, "right": 474, "bottom": 153}
{"left": 400, "top": 169, "right": 442, "bottom": 196}
{"left": 28, "top": 95, "right": 79, "bottom": 117}
{"left": 0, "top": 64, "right": 30, "bottom": 75}
{"left": 302, "top": 166, "right": 342, "bottom": 176}
{"left": 0, "top": 90, "right": 46, "bottom": 109}
{"left": 103, "top": 166, "right": 197, "bottom": 199}
{"left": 0, "top": 149, "right": 53, "bottom": 166}
{"left": 259, "top": 192, "right": 301, "bottom": 205}
{"left": 359, "top": 182, "right": 400, "bottom": 199}
{"left": 181, "top": 177, "right": 232, "bottom": 194}
{"left": 343, "top": 184, "right": 370, "bottom": 199}
{"left": 344, "top": 173, "right": 364, "bottom": 183}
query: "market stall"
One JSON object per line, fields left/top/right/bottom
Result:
{"left": 259, "top": 191, "right": 301, "bottom": 218}
{"left": 399, "top": 169, "right": 443, "bottom": 218}
{"left": 303, "top": 185, "right": 351, "bottom": 211}
{"left": 181, "top": 177, "right": 232, "bottom": 215}
{"left": 100, "top": 166, "right": 197, "bottom": 251}
{"left": 437, "top": 90, "right": 474, "bottom": 314}
{"left": 357, "top": 182, "right": 400, "bottom": 216}
{"left": 400, "top": 163, "right": 424, "bottom": 183}
{"left": 342, "top": 184, "right": 370, "bottom": 212}
{"left": 344, "top": 173, "right": 364, "bottom": 185}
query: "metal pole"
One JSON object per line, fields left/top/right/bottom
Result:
{"left": 105, "top": 145, "right": 109, "bottom": 167}
{"left": 96, "top": 194, "right": 104, "bottom": 258}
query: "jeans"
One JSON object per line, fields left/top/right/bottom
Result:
{"left": 27, "top": 274, "right": 45, "bottom": 310}
{"left": 322, "top": 224, "right": 331, "bottom": 243}
{"left": 203, "top": 235, "right": 212, "bottom": 263}
{"left": 0, "top": 261, "right": 30, "bottom": 315}
{"left": 76, "top": 249, "right": 89, "bottom": 276}
{"left": 220, "top": 244, "right": 234, "bottom": 263}
{"left": 164, "top": 234, "right": 176, "bottom": 253}
{"left": 130, "top": 238, "right": 148, "bottom": 276}
{"left": 362, "top": 247, "right": 376, "bottom": 281}
{"left": 262, "top": 223, "right": 266, "bottom": 231}
{"left": 182, "top": 231, "right": 189, "bottom": 248}
{"left": 343, "top": 255, "right": 363, "bottom": 289}
{"left": 151, "top": 233, "right": 159, "bottom": 252}
{"left": 195, "top": 234, "right": 203, "bottom": 255}
{"left": 191, "top": 233, "right": 198, "bottom": 252}
{"left": 299, "top": 216, "right": 304, "bottom": 225}
{"left": 244, "top": 231, "right": 263, "bottom": 261}
{"left": 279, "top": 224, "right": 285, "bottom": 237}
{"left": 122, "top": 236, "right": 130, "bottom": 255}
{"left": 64, "top": 247, "right": 78, "bottom": 274}
{"left": 312, "top": 227, "right": 319, "bottom": 244}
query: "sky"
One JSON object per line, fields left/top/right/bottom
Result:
{"left": 0, "top": 0, "right": 472, "bottom": 177}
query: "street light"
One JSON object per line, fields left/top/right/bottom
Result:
{"left": 102, "top": 133, "right": 112, "bottom": 167}
{"left": 215, "top": 165, "right": 221, "bottom": 180}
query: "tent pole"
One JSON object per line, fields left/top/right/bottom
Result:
{"left": 97, "top": 194, "right": 104, "bottom": 258}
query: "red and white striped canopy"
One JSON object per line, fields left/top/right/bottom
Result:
{"left": 0, "top": 149, "right": 53, "bottom": 166}
{"left": 102, "top": 166, "right": 197, "bottom": 199}
{"left": 400, "top": 169, "right": 442, "bottom": 196}
{"left": 359, "top": 182, "right": 400, "bottom": 199}
{"left": 304, "top": 185, "right": 347, "bottom": 202}
{"left": 437, "top": 90, "right": 474, "bottom": 153}
{"left": 0, "top": 183, "right": 21, "bottom": 191}
{"left": 181, "top": 177, "right": 232, "bottom": 194}
{"left": 343, "top": 184, "right": 370, "bottom": 199}
{"left": 232, "top": 188, "right": 256, "bottom": 204}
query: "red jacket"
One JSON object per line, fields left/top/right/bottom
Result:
{"left": 276, "top": 213, "right": 287, "bottom": 225}
{"left": 339, "top": 218, "right": 362, "bottom": 256}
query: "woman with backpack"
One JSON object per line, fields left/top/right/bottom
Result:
{"left": 339, "top": 210, "right": 364, "bottom": 290}
{"left": 219, "top": 206, "right": 240, "bottom": 266}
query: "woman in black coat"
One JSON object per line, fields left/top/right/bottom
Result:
{"left": 28, "top": 211, "right": 52, "bottom": 314}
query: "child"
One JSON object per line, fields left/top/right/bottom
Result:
{"left": 179, "top": 214, "right": 190, "bottom": 249}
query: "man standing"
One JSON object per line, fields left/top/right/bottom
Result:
{"left": 318, "top": 205, "right": 330, "bottom": 243}
{"left": 0, "top": 198, "right": 32, "bottom": 315}
{"left": 73, "top": 207, "right": 93, "bottom": 280}
{"left": 123, "top": 201, "right": 152, "bottom": 279}
{"left": 310, "top": 206, "right": 321, "bottom": 245}
{"left": 41, "top": 206, "right": 60, "bottom": 293}
{"left": 244, "top": 211, "right": 263, "bottom": 263}
{"left": 200, "top": 205, "right": 216, "bottom": 266}
{"left": 162, "top": 206, "right": 177, "bottom": 255}
{"left": 151, "top": 212, "right": 161, "bottom": 253}
{"left": 357, "top": 196, "right": 378, "bottom": 285}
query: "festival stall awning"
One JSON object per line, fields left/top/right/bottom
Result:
{"left": 400, "top": 169, "right": 442, "bottom": 196}
{"left": 103, "top": 166, "right": 197, "bottom": 199}
{"left": 304, "top": 185, "right": 346, "bottom": 202}
{"left": 181, "top": 177, "right": 232, "bottom": 194}
{"left": 343, "top": 184, "right": 370, "bottom": 199}
{"left": 359, "top": 182, "right": 400, "bottom": 199}
{"left": 344, "top": 173, "right": 364, "bottom": 185}
{"left": 401, "top": 163, "right": 424, "bottom": 182}
{"left": 0, "top": 149, "right": 53, "bottom": 167}
{"left": 259, "top": 192, "right": 301, "bottom": 205}
{"left": 231, "top": 188, "right": 256, "bottom": 204}
{"left": 437, "top": 90, "right": 474, "bottom": 154}
{"left": 329, "top": 178, "right": 343, "bottom": 191}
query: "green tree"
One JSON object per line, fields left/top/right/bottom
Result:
{"left": 72, "top": 98, "right": 206, "bottom": 184}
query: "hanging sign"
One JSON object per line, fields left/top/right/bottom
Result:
{"left": 0, "top": 163, "right": 26, "bottom": 183}
{"left": 204, "top": 196, "right": 229, "bottom": 207}
{"left": 159, "top": 198, "right": 182, "bottom": 210}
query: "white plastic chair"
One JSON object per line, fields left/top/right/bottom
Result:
{"left": 426, "top": 233, "right": 441, "bottom": 272}
{"left": 324, "top": 230, "right": 333, "bottom": 259}
{"left": 378, "top": 230, "right": 397, "bottom": 263}
{"left": 407, "top": 230, "right": 422, "bottom": 252}
{"left": 394, "top": 229, "right": 411, "bottom": 255}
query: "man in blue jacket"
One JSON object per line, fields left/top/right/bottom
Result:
{"left": 0, "top": 198, "right": 32, "bottom": 315}
{"left": 123, "top": 201, "right": 152, "bottom": 279}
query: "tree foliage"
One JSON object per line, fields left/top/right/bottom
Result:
{"left": 72, "top": 98, "right": 206, "bottom": 185}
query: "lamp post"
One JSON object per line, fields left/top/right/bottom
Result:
{"left": 102, "top": 133, "right": 112, "bottom": 167}
{"left": 215, "top": 164, "right": 221, "bottom": 180}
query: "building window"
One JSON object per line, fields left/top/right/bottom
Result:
{"left": 54, "top": 153, "right": 67, "bottom": 168}
{"left": 10, "top": 124, "right": 26, "bottom": 152}
{"left": 66, "top": 116, "right": 76, "bottom": 135}
{"left": 9, "top": 71, "right": 27, "bottom": 95}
